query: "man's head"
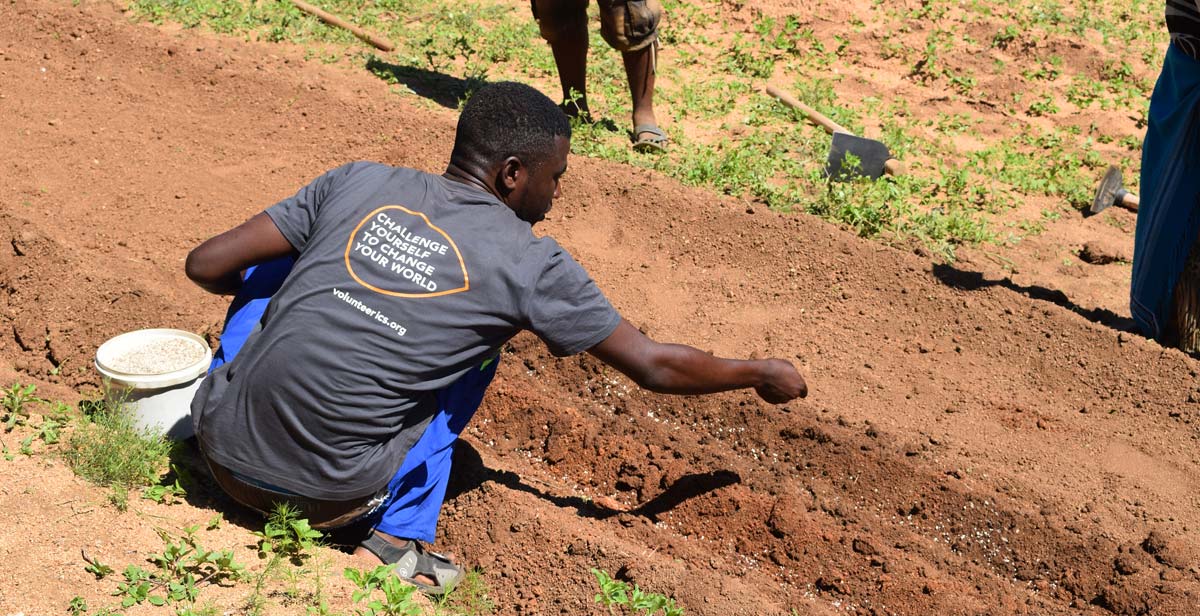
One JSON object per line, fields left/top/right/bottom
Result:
{"left": 449, "top": 82, "right": 572, "bottom": 225}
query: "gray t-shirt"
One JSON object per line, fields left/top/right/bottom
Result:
{"left": 192, "top": 162, "right": 621, "bottom": 499}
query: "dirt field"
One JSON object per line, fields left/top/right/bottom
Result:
{"left": 1, "top": 0, "right": 1199, "bottom": 614}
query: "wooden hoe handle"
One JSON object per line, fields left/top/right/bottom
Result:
{"left": 291, "top": 0, "right": 395, "bottom": 52}
{"left": 766, "top": 84, "right": 906, "bottom": 177}
{"left": 765, "top": 83, "right": 848, "bottom": 135}
{"left": 882, "top": 159, "right": 906, "bottom": 176}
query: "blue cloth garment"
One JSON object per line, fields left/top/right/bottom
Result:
{"left": 372, "top": 357, "right": 497, "bottom": 543}
{"left": 1131, "top": 43, "right": 1200, "bottom": 340}
{"left": 209, "top": 256, "right": 496, "bottom": 542}
{"left": 209, "top": 257, "right": 295, "bottom": 372}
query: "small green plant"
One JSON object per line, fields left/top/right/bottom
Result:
{"left": 346, "top": 565, "right": 423, "bottom": 616}
{"left": 4, "top": 392, "right": 71, "bottom": 456}
{"left": 82, "top": 552, "right": 115, "bottom": 579}
{"left": 1118, "top": 135, "right": 1142, "bottom": 150}
{"left": 591, "top": 568, "right": 684, "bottom": 616}
{"left": 142, "top": 474, "right": 187, "bottom": 505}
{"left": 63, "top": 391, "right": 173, "bottom": 507}
{"left": 437, "top": 569, "right": 495, "bottom": 615}
{"left": 73, "top": 527, "right": 246, "bottom": 614}
{"left": 254, "top": 503, "right": 324, "bottom": 563}
{"left": 1021, "top": 56, "right": 1063, "bottom": 81}
{"left": 2, "top": 383, "right": 42, "bottom": 431}
{"left": 277, "top": 552, "right": 339, "bottom": 616}
{"left": 723, "top": 34, "right": 775, "bottom": 78}
{"left": 68, "top": 596, "right": 89, "bottom": 616}
{"left": 1026, "top": 94, "right": 1059, "bottom": 116}
{"left": 108, "top": 486, "right": 130, "bottom": 512}
{"left": 594, "top": 568, "right": 628, "bottom": 611}
{"left": 991, "top": 25, "right": 1019, "bottom": 49}
{"left": 946, "top": 69, "right": 978, "bottom": 96}
{"left": 1065, "top": 76, "right": 1105, "bottom": 108}
{"left": 247, "top": 504, "right": 325, "bottom": 615}
{"left": 36, "top": 414, "right": 66, "bottom": 444}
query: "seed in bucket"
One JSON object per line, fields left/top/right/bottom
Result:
{"left": 107, "top": 337, "right": 207, "bottom": 375}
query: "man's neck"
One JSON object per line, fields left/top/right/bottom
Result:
{"left": 442, "top": 162, "right": 501, "bottom": 201}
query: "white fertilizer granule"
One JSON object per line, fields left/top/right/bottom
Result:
{"left": 107, "top": 337, "right": 206, "bottom": 375}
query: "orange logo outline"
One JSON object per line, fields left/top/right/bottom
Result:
{"left": 344, "top": 205, "right": 470, "bottom": 298}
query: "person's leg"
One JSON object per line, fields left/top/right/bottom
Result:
{"left": 622, "top": 44, "right": 659, "bottom": 141}
{"left": 598, "top": 0, "right": 665, "bottom": 149}
{"left": 532, "top": 0, "right": 592, "bottom": 118}
{"left": 351, "top": 356, "right": 500, "bottom": 584}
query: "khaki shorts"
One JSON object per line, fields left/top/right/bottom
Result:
{"left": 531, "top": 0, "right": 662, "bottom": 52}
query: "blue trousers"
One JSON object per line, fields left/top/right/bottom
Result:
{"left": 210, "top": 258, "right": 497, "bottom": 543}
{"left": 1131, "top": 43, "right": 1200, "bottom": 340}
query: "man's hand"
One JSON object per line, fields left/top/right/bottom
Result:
{"left": 588, "top": 320, "right": 811, "bottom": 402}
{"left": 753, "top": 358, "right": 807, "bottom": 404}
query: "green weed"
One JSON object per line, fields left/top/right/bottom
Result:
{"left": 83, "top": 552, "right": 115, "bottom": 579}
{"left": 67, "top": 596, "right": 89, "bottom": 616}
{"left": 247, "top": 504, "right": 325, "bottom": 614}
{"left": 437, "top": 569, "right": 495, "bottom": 614}
{"left": 71, "top": 526, "right": 246, "bottom": 615}
{"left": 62, "top": 391, "right": 173, "bottom": 507}
{"left": 346, "top": 565, "right": 423, "bottom": 616}
{"left": 592, "top": 568, "right": 684, "bottom": 616}
{"left": 1021, "top": 56, "right": 1063, "bottom": 81}
{"left": 254, "top": 502, "right": 325, "bottom": 563}
{"left": 1026, "top": 94, "right": 1060, "bottom": 116}
{"left": 142, "top": 474, "right": 188, "bottom": 505}
{"left": 991, "top": 24, "right": 1019, "bottom": 48}
{"left": 2, "top": 382, "right": 42, "bottom": 431}
{"left": 277, "top": 552, "right": 338, "bottom": 616}
{"left": 343, "top": 559, "right": 493, "bottom": 615}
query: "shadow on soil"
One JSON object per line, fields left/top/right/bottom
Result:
{"left": 448, "top": 440, "right": 741, "bottom": 522}
{"left": 161, "top": 438, "right": 286, "bottom": 543}
{"left": 931, "top": 263, "right": 1138, "bottom": 332}
{"left": 365, "top": 58, "right": 483, "bottom": 109}
{"left": 162, "top": 436, "right": 743, "bottom": 551}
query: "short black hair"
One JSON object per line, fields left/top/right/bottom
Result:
{"left": 450, "top": 81, "right": 571, "bottom": 168}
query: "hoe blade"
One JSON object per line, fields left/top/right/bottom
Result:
{"left": 826, "top": 132, "right": 893, "bottom": 181}
{"left": 1089, "top": 165, "right": 1123, "bottom": 217}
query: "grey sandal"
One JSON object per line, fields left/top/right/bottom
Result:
{"left": 360, "top": 532, "right": 464, "bottom": 596}
{"left": 632, "top": 124, "right": 669, "bottom": 153}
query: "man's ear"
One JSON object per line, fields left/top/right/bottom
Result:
{"left": 499, "top": 156, "right": 524, "bottom": 193}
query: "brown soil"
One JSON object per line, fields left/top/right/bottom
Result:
{"left": 1, "top": 0, "right": 1198, "bottom": 615}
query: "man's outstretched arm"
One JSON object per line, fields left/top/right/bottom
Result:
{"left": 587, "top": 319, "right": 808, "bottom": 404}
{"left": 185, "top": 212, "right": 296, "bottom": 295}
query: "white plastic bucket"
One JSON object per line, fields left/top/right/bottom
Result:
{"left": 94, "top": 328, "right": 212, "bottom": 440}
